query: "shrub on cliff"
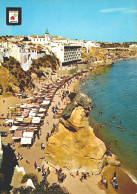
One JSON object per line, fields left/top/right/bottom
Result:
{"left": 21, "top": 173, "right": 38, "bottom": 185}
{"left": 28, "top": 54, "right": 59, "bottom": 77}
{"left": 13, "top": 183, "right": 69, "bottom": 194}
{"left": 2, "top": 57, "right": 33, "bottom": 92}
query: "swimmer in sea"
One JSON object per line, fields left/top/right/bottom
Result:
{"left": 105, "top": 121, "right": 107, "bottom": 124}
{"left": 112, "top": 115, "right": 116, "bottom": 119}
{"left": 132, "top": 132, "right": 135, "bottom": 136}
{"left": 109, "top": 123, "right": 112, "bottom": 126}
{"left": 121, "top": 128, "right": 124, "bottom": 131}
{"left": 118, "top": 125, "right": 120, "bottom": 128}
{"left": 115, "top": 138, "right": 118, "bottom": 142}
{"left": 100, "top": 124, "right": 104, "bottom": 128}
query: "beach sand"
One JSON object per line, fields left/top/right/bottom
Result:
{"left": 9, "top": 72, "right": 106, "bottom": 194}
{"left": 0, "top": 69, "right": 137, "bottom": 194}
{"left": 100, "top": 165, "right": 137, "bottom": 194}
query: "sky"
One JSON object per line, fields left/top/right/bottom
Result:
{"left": 0, "top": 0, "right": 137, "bottom": 42}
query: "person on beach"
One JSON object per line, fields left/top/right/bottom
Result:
{"left": 37, "top": 166, "right": 41, "bottom": 172}
{"left": 115, "top": 180, "right": 118, "bottom": 190}
{"left": 101, "top": 176, "right": 104, "bottom": 184}
{"left": 34, "top": 161, "right": 37, "bottom": 169}
{"left": 105, "top": 181, "right": 108, "bottom": 189}
{"left": 7, "top": 111, "right": 10, "bottom": 119}
{"left": 19, "top": 155, "right": 23, "bottom": 160}
{"left": 18, "top": 152, "right": 20, "bottom": 159}
{"left": 76, "top": 171, "right": 79, "bottom": 176}
{"left": 112, "top": 180, "right": 115, "bottom": 188}
{"left": 47, "top": 167, "right": 50, "bottom": 176}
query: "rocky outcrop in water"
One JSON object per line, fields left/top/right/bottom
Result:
{"left": 45, "top": 92, "right": 120, "bottom": 173}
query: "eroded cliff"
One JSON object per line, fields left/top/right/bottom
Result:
{"left": 45, "top": 92, "right": 120, "bottom": 173}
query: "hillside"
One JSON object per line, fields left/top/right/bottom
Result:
{"left": 28, "top": 54, "right": 59, "bottom": 78}
{"left": 0, "top": 54, "right": 59, "bottom": 95}
{"left": 81, "top": 47, "right": 137, "bottom": 64}
{"left": 2, "top": 57, "right": 33, "bottom": 94}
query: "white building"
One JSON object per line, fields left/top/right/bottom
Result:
{"left": 129, "top": 44, "right": 137, "bottom": 48}
{"left": 48, "top": 42, "right": 81, "bottom": 67}
{"left": 0, "top": 41, "right": 45, "bottom": 70}
{"left": 29, "top": 32, "right": 51, "bottom": 45}
{"left": 0, "top": 42, "right": 9, "bottom": 65}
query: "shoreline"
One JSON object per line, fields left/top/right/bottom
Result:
{"left": 77, "top": 58, "right": 137, "bottom": 193}
{"left": 0, "top": 55, "right": 137, "bottom": 193}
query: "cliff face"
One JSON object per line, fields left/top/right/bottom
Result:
{"left": 81, "top": 47, "right": 137, "bottom": 64}
{"left": 45, "top": 92, "right": 120, "bottom": 173}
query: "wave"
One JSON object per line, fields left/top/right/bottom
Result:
{"left": 122, "top": 168, "right": 137, "bottom": 185}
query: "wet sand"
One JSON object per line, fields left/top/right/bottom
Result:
{"left": 100, "top": 165, "right": 137, "bottom": 194}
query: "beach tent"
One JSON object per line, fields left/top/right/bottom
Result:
{"left": 31, "top": 117, "right": 41, "bottom": 124}
{"left": 39, "top": 108, "right": 47, "bottom": 113}
{"left": 20, "top": 104, "right": 27, "bottom": 109}
{"left": 12, "top": 130, "right": 23, "bottom": 140}
{"left": 16, "top": 165, "right": 25, "bottom": 175}
{"left": 36, "top": 113, "right": 45, "bottom": 118}
{"left": 5, "top": 119, "right": 14, "bottom": 124}
{"left": 26, "top": 179, "right": 35, "bottom": 189}
{"left": 26, "top": 104, "right": 34, "bottom": 109}
{"left": 22, "top": 109, "right": 30, "bottom": 117}
{"left": 23, "top": 117, "right": 32, "bottom": 124}
{"left": 9, "top": 126, "right": 19, "bottom": 131}
{"left": 34, "top": 105, "right": 40, "bottom": 108}
{"left": 20, "top": 137, "right": 32, "bottom": 145}
{"left": 16, "top": 117, "right": 24, "bottom": 122}
{"left": 23, "top": 131, "right": 34, "bottom": 138}
{"left": 31, "top": 108, "right": 38, "bottom": 112}
{"left": 29, "top": 111, "right": 36, "bottom": 117}
{"left": 17, "top": 126, "right": 27, "bottom": 131}
{"left": 41, "top": 100, "right": 50, "bottom": 106}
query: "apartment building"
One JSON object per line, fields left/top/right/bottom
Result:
{"left": 63, "top": 46, "right": 81, "bottom": 65}
{"left": 47, "top": 42, "right": 81, "bottom": 66}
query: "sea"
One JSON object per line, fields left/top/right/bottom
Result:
{"left": 79, "top": 58, "right": 137, "bottom": 184}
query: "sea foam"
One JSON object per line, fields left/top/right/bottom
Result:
{"left": 123, "top": 168, "right": 137, "bottom": 185}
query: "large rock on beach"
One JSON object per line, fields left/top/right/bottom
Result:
{"left": 45, "top": 92, "right": 120, "bottom": 173}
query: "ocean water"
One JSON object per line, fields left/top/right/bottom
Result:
{"left": 79, "top": 59, "right": 137, "bottom": 183}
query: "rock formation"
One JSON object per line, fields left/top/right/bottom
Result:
{"left": 45, "top": 92, "right": 120, "bottom": 173}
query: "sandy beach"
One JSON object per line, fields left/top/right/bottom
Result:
{"left": 0, "top": 69, "right": 106, "bottom": 194}
{"left": 0, "top": 66, "right": 137, "bottom": 194}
